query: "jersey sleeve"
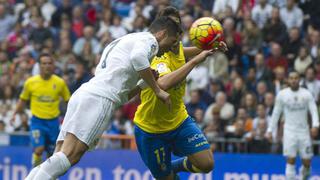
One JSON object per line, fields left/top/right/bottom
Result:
{"left": 60, "top": 80, "right": 71, "bottom": 102}
{"left": 307, "top": 92, "right": 320, "bottom": 128}
{"left": 19, "top": 80, "right": 30, "bottom": 101}
{"left": 130, "top": 38, "right": 158, "bottom": 71}
{"left": 267, "top": 92, "right": 283, "bottom": 133}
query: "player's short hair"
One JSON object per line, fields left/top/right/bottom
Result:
{"left": 288, "top": 70, "right": 300, "bottom": 77}
{"left": 149, "top": 16, "right": 182, "bottom": 37}
{"left": 38, "top": 53, "right": 54, "bottom": 63}
{"left": 157, "top": 6, "right": 181, "bottom": 24}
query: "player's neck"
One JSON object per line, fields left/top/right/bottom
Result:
{"left": 40, "top": 74, "right": 52, "bottom": 80}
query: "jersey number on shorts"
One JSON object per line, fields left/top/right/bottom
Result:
{"left": 101, "top": 39, "right": 121, "bottom": 69}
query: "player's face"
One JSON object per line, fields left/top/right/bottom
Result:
{"left": 40, "top": 56, "right": 54, "bottom": 78}
{"left": 288, "top": 72, "right": 300, "bottom": 90}
{"left": 157, "top": 33, "right": 179, "bottom": 56}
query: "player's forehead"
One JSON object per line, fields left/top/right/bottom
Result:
{"left": 289, "top": 72, "right": 299, "bottom": 78}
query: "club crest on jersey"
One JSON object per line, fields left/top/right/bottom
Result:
{"left": 148, "top": 44, "right": 157, "bottom": 59}
{"left": 157, "top": 63, "right": 168, "bottom": 74}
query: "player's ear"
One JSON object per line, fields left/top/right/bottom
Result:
{"left": 156, "top": 29, "right": 167, "bottom": 40}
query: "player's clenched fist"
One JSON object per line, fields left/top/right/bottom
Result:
{"left": 155, "top": 89, "right": 172, "bottom": 111}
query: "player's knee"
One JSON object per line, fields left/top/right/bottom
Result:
{"left": 64, "top": 149, "right": 86, "bottom": 165}
{"left": 198, "top": 158, "right": 214, "bottom": 173}
{"left": 34, "top": 146, "right": 45, "bottom": 155}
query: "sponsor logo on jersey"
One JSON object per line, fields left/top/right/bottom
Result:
{"left": 156, "top": 63, "right": 169, "bottom": 74}
{"left": 188, "top": 133, "right": 205, "bottom": 143}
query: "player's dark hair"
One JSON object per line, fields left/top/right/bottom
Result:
{"left": 38, "top": 53, "right": 54, "bottom": 63}
{"left": 149, "top": 16, "right": 182, "bottom": 37}
{"left": 157, "top": 6, "right": 181, "bottom": 24}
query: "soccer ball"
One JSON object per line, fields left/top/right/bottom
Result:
{"left": 189, "top": 17, "right": 223, "bottom": 50}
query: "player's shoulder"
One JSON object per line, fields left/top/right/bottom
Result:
{"left": 25, "top": 75, "right": 41, "bottom": 84}
{"left": 279, "top": 87, "right": 290, "bottom": 94}
{"left": 299, "top": 87, "right": 313, "bottom": 96}
{"left": 51, "top": 75, "right": 66, "bottom": 84}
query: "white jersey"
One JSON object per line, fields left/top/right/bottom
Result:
{"left": 80, "top": 32, "right": 159, "bottom": 105}
{"left": 267, "top": 87, "right": 319, "bottom": 134}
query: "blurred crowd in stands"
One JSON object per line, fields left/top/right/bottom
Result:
{"left": 0, "top": 0, "right": 320, "bottom": 153}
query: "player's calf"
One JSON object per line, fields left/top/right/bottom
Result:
{"left": 32, "top": 146, "right": 45, "bottom": 167}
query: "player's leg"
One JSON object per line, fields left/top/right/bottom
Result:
{"left": 25, "top": 141, "right": 64, "bottom": 180}
{"left": 30, "top": 116, "right": 46, "bottom": 167}
{"left": 283, "top": 134, "right": 298, "bottom": 180}
{"left": 172, "top": 117, "right": 212, "bottom": 174}
{"left": 134, "top": 125, "right": 174, "bottom": 180}
{"left": 299, "top": 135, "right": 313, "bottom": 180}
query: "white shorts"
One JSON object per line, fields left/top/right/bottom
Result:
{"left": 57, "top": 90, "right": 116, "bottom": 150}
{"left": 283, "top": 132, "right": 313, "bottom": 159}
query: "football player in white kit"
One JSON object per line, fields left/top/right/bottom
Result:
{"left": 25, "top": 16, "right": 181, "bottom": 180}
{"left": 266, "top": 71, "right": 319, "bottom": 180}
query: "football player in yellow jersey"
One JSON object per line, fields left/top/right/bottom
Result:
{"left": 11, "top": 53, "right": 71, "bottom": 167}
{"left": 134, "top": 6, "right": 227, "bottom": 180}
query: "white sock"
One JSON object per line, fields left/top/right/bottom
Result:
{"left": 285, "top": 163, "right": 296, "bottom": 180}
{"left": 25, "top": 166, "right": 40, "bottom": 180}
{"left": 33, "top": 152, "right": 71, "bottom": 180}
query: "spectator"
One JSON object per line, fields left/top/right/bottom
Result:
{"left": 0, "top": 3, "right": 16, "bottom": 41}
{"left": 272, "top": 66, "right": 287, "bottom": 94}
{"left": 253, "top": 104, "right": 270, "bottom": 129}
{"left": 236, "top": 107, "right": 253, "bottom": 132}
{"left": 97, "top": 10, "right": 112, "bottom": 38}
{"left": 0, "top": 120, "right": 5, "bottom": 132}
{"left": 283, "top": 27, "right": 302, "bottom": 67}
{"left": 36, "top": 0, "right": 56, "bottom": 24}
{"left": 255, "top": 52, "right": 273, "bottom": 83}
{"left": 280, "top": 0, "right": 303, "bottom": 29}
{"left": 186, "top": 89, "right": 208, "bottom": 118}
{"left": 69, "top": 62, "right": 92, "bottom": 93}
{"left": 204, "top": 91, "right": 235, "bottom": 124}
{"left": 73, "top": 25, "right": 101, "bottom": 56}
{"left": 71, "top": 5, "right": 85, "bottom": 38}
{"left": 247, "top": 119, "right": 271, "bottom": 153}
{"left": 242, "top": 19, "right": 263, "bottom": 56}
{"left": 108, "top": 108, "right": 133, "bottom": 135}
{"left": 29, "top": 16, "right": 53, "bottom": 49}
{"left": 229, "top": 77, "right": 246, "bottom": 109}
{"left": 266, "top": 42, "right": 288, "bottom": 72}
{"left": 246, "top": 68, "right": 257, "bottom": 92}
{"left": 201, "top": 78, "right": 224, "bottom": 106}
{"left": 205, "top": 51, "right": 229, "bottom": 82}
{"left": 264, "top": 92, "right": 275, "bottom": 116}
{"left": 109, "top": 15, "right": 128, "bottom": 39}
{"left": 294, "top": 46, "right": 312, "bottom": 75}
{"left": 263, "top": 6, "right": 287, "bottom": 44}
{"left": 301, "top": 67, "right": 320, "bottom": 103}
{"left": 309, "top": 29, "right": 320, "bottom": 60}
{"left": 194, "top": 108, "right": 206, "bottom": 130}
{"left": 212, "top": 0, "right": 240, "bottom": 17}
{"left": 51, "top": 0, "right": 73, "bottom": 28}
{"left": 204, "top": 106, "right": 224, "bottom": 139}
{"left": 187, "top": 64, "right": 209, "bottom": 91}
{"left": 223, "top": 17, "right": 242, "bottom": 46}
{"left": 256, "top": 81, "right": 268, "bottom": 103}
{"left": 251, "top": 0, "right": 272, "bottom": 29}
{"left": 225, "top": 118, "right": 246, "bottom": 152}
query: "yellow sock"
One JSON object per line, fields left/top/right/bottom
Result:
{"left": 32, "top": 153, "right": 42, "bottom": 167}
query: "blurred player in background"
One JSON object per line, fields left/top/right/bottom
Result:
{"left": 267, "top": 71, "right": 319, "bottom": 180}
{"left": 134, "top": 7, "right": 227, "bottom": 180}
{"left": 25, "top": 16, "right": 180, "bottom": 180}
{"left": 11, "top": 53, "right": 71, "bottom": 167}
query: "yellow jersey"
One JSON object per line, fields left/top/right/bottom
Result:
{"left": 20, "top": 75, "right": 71, "bottom": 119}
{"left": 134, "top": 43, "right": 188, "bottom": 133}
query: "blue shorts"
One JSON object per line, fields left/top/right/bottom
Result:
{"left": 30, "top": 116, "right": 59, "bottom": 154}
{"left": 134, "top": 116, "right": 210, "bottom": 178}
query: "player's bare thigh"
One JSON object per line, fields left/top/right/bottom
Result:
{"left": 187, "top": 149, "right": 214, "bottom": 173}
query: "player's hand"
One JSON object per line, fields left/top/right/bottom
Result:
{"left": 265, "top": 132, "right": 273, "bottom": 142}
{"left": 155, "top": 89, "right": 172, "bottom": 111}
{"left": 151, "top": 69, "right": 159, "bottom": 80}
{"left": 311, "top": 127, "right": 319, "bottom": 139}
{"left": 194, "top": 49, "right": 215, "bottom": 64}
{"left": 213, "top": 41, "right": 228, "bottom": 52}
{"left": 10, "top": 113, "right": 16, "bottom": 126}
